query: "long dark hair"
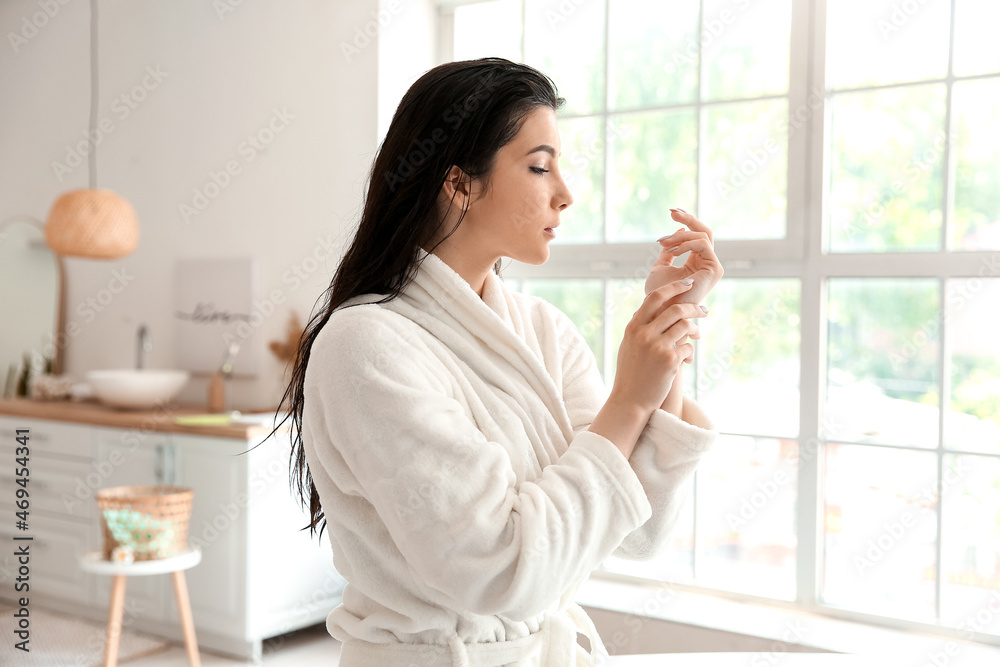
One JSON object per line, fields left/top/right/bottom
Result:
{"left": 270, "top": 58, "right": 565, "bottom": 539}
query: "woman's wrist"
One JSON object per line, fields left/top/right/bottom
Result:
{"left": 588, "top": 391, "right": 652, "bottom": 459}
{"left": 659, "top": 365, "right": 684, "bottom": 418}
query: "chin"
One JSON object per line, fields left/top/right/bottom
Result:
{"left": 511, "top": 247, "right": 550, "bottom": 266}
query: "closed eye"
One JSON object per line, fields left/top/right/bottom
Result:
{"left": 529, "top": 167, "right": 550, "bottom": 175}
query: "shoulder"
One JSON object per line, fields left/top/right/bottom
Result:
{"left": 311, "top": 302, "right": 426, "bottom": 366}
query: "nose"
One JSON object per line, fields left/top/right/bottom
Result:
{"left": 556, "top": 173, "right": 574, "bottom": 210}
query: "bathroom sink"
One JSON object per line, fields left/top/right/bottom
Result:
{"left": 86, "top": 369, "right": 190, "bottom": 409}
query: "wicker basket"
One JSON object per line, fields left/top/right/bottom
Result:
{"left": 96, "top": 485, "right": 194, "bottom": 561}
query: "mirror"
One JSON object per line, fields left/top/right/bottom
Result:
{"left": 0, "top": 218, "right": 66, "bottom": 386}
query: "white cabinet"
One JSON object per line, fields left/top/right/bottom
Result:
{"left": 0, "top": 417, "right": 98, "bottom": 609}
{"left": 0, "top": 414, "right": 344, "bottom": 662}
{"left": 170, "top": 432, "right": 344, "bottom": 660}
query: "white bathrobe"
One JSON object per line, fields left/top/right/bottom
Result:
{"left": 302, "top": 247, "right": 717, "bottom": 666}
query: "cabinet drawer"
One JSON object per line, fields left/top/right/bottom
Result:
{"left": 0, "top": 417, "right": 94, "bottom": 460}
{"left": 0, "top": 514, "right": 95, "bottom": 606}
{"left": 0, "top": 453, "right": 96, "bottom": 519}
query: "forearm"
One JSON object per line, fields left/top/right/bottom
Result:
{"left": 659, "top": 365, "right": 684, "bottom": 419}
{"left": 587, "top": 393, "right": 651, "bottom": 460}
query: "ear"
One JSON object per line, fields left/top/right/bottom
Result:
{"left": 440, "top": 165, "right": 472, "bottom": 204}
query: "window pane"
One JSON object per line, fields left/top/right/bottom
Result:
{"left": 953, "top": 0, "right": 1000, "bottom": 77}
{"left": 946, "top": 279, "right": 1000, "bottom": 454}
{"left": 609, "top": 109, "right": 697, "bottom": 242}
{"left": 701, "top": 99, "right": 787, "bottom": 240}
{"left": 941, "top": 455, "right": 1000, "bottom": 635}
{"left": 522, "top": 279, "right": 604, "bottom": 375}
{"left": 827, "top": 85, "right": 946, "bottom": 253}
{"left": 823, "top": 444, "right": 938, "bottom": 622}
{"left": 826, "top": 0, "right": 950, "bottom": 89}
{"left": 556, "top": 116, "right": 604, "bottom": 243}
{"left": 952, "top": 78, "right": 1000, "bottom": 251}
{"left": 697, "top": 279, "right": 800, "bottom": 437}
{"left": 453, "top": 0, "right": 522, "bottom": 62}
{"left": 524, "top": 0, "right": 605, "bottom": 116}
{"left": 701, "top": 0, "right": 792, "bottom": 101}
{"left": 826, "top": 279, "right": 940, "bottom": 448}
{"left": 608, "top": 0, "right": 699, "bottom": 110}
{"left": 696, "top": 435, "right": 797, "bottom": 600}
{"left": 603, "top": 480, "right": 695, "bottom": 585}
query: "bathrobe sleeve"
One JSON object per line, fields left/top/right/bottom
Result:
{"left": 305, "top": 306, "right": 657, "bottom": 620}
{"left": 550, "top": 303, "right": 718, "bottom": 561}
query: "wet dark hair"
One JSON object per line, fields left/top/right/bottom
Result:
{"left": 270, "top": 57, "right": 565, "bottom": 538}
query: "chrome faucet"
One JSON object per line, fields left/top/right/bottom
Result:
{"left": 137, "top": 324, "right": 152, "bottom": 369}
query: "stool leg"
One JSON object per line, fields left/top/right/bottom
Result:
{"left": 104, "top": 574, "right": 127, "bottom": 667}
{"left": 171, "top": 570, "right": 201, "bottom": 667}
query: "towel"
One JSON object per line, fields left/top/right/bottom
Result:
{"left": 302, "top": 247, "right": 717, "bottom": 666}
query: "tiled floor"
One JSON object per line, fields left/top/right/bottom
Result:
{"left": 127, "top": 623, "right": 342, "bottom": 666}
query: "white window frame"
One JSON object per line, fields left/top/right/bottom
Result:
{"left": 436, "top": 0, "right": 1000, "bottom": 647}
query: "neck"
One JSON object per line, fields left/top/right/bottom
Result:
{"left": 424, "top": 241, "right": 497, "bottom": 299}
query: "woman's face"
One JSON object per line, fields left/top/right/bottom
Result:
{"left": 450, "top": 106, "right": 574, "bottom": 266}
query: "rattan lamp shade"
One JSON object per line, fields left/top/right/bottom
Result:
{"left": 45, "top": 188, "right": 139, "bottom": 259}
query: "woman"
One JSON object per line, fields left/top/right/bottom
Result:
{"left": 280, "top": 57, "right": 723, "bottom": 666}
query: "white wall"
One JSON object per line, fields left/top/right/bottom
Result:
{"left": 1, "top": 0, "right": 436, "bottom": 409}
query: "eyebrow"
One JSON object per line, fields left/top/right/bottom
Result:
{"left": 525, "top": 144, "right": 560, "bottom": 158}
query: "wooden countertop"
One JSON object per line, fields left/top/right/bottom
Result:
{"left": 0, "top": 398, "right": 287, "bottom": 440}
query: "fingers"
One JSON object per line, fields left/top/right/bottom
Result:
{"left": 651, "top": 302, "right": 709, "bottom": 338}
{"left": 661, "top": 237, "right": 714, "bottom": 257}
{"left": 669, "top": 208, "right": 714, "bottom": 244}
{"left": 636, "top": 279, "right": 695, "bottom": 323}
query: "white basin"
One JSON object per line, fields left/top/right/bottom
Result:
{"left": 86, "top": 369, "right": 190, "bottom": 410}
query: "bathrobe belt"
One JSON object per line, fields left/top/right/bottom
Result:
{"left": 337, "top": 603, "right": 610, "bottom": 667}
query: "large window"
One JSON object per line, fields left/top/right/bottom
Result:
{"left": 440, "top": 0, "right": 1000, "bottom": 642}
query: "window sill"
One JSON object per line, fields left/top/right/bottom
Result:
{"left": 578, "top": 573, "right": 1000, "bottom": 663}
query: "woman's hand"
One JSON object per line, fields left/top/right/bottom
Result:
{"left": 610, "top": 278, "right": 710, "bottom": 417}
{"left": 645, "top": 208, "right": 724, "bottom": 306}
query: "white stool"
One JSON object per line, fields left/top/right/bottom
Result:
{"left": 79, "top": 547, "right": 202, "bottom": 667}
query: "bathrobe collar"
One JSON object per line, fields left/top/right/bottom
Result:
{"left": 379, "top": 247, "right": 576, "bottom": 467}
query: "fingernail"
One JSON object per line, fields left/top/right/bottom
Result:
{"left": 699, "top": 305, "right": 709, "bottom": 314}
{"left": 666, "top": 245, "right": 681, "bottom": 253}
{"left": 681, "top": 278, "right": 694, "bottom": 285}
{"left": 657, "top": 234, "right": 672, "bottom": 242}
